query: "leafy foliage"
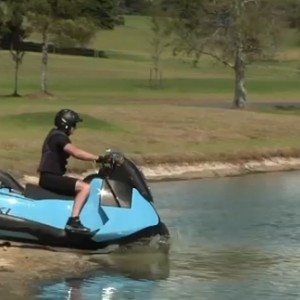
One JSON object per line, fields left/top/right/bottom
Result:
{"left": 0, "top": 0, "right": 31, "bottom": 49}
{"left": 81, "top": 0, "right": 120, "bottom": 29}
{"left": 120, "top": 0, "right": 152, "bottom": 15}
{"left": 0, "top": 0, "right": 32, "bottom": 96}
{"left": 0, "top": 3, "right": 5, "bottom": 39}
{"left": 26, "top": 0, "right": 94, "bottom": 45}
{"left": 280, "top": 0, "right": 300, "bottom": 29}
{"left": 166, "top": 0, "right": 282, "bottom": 64}
{"left": 161, "top": 0, "right": 285, "bottom": 107}
{"left": 51, "top": 17, "right": 97, "bottom": 48}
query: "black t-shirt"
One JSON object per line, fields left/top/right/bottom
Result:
{"left": 38, "top": 128, "right": 71, "bottom": 175}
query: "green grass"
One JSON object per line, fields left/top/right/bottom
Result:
{"left": 1, "top": 51, "right": 298, "bottom": 100}
{"left": 0, "top": 15, "right": 299, "bottom": 175}
{"left": 91, "top": 16, "right": 152, "bottom": 53}
{"left": 0, "top": 112, "right": 122, "bottom": 131}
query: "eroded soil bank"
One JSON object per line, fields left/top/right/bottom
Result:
{"left": 140, "top": 157, "right": 300, "bottom": 181}
{"left": 0, "top": 242, "right": 100, "bottom": 299}
{"left": 20, "top": 156, "right": 300, "bottom": 185}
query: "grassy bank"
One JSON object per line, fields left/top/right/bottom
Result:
{"left": 0, "top": 16, "right": 299, "bottom": 175}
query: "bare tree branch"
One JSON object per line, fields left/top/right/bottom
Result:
{"left": 199, "top": 50, "right": 234, "bottom": 68}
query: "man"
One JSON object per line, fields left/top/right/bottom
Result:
{"left": 38, "top": 109, "right": 102, "bottom": 234}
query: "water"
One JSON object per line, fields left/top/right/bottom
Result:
{"left": 35, "top": 171, "right": 300, "bottom": 299}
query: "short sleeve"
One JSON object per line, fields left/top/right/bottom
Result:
{"left": 55, "top": 134, "right": 71, "bottom": 150}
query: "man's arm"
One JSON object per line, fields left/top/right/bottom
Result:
{"left": 64, "top": 143, "right": 98, "bottom": 161}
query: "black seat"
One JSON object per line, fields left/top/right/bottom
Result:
{"left": 0, "top": 170, "right": 25, "bottom": 193}
{"left": 24, "top": 184, "right": 74, "bottom": 200}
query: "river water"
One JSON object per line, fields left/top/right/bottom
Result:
{"left": 35, "top": 171, "right": 300, "bottom": 299}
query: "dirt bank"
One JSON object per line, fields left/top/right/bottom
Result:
{"left": 140, "top": 157, "right": 300, "bottom": 181}
{"left": 0, "top": 242, "right": 99, "bottom": 298}
{"left": 20, "top": 157, "right": 300, "bottom": 185}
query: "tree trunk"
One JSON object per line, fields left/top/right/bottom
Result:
{"left": 233, "top": 49, "right": 247, "bottom": 108}
{"left": 233, "top": 0, "right": 247, "bottom": 108}
{"left": 13, "top": 55, "right": 20, "bottom": 97}
{"left": 41, "top": 32, "right": 49, "bottom": 94}
{"left": 10, "top": 47, "right": 23, "bottom": 97}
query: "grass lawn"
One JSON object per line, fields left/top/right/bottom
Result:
{"left": 0, "top": 15, "right": 299, "bottom": 175}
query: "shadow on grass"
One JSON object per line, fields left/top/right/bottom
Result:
{"left": 0, "top": 92, "right": 56, "bottom": 100}
{"left": 0, "top": 94, "right": 22, "bottom": 98}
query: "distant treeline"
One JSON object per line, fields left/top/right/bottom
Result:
{"left": 122, "top": 0, "right": 299, "bottom": 27}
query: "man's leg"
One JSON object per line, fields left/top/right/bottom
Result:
{"left": 65, "top": 180, "right": 91, "bottom": 234}
{"left": 72, "top": 180, "right": 90, "bottom": 217}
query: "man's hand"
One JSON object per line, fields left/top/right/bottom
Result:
{"left": 97, "top": 151, "right": 124, "bottom": 169}
{"left": 95, "top": 155, "right": 105, "bottom": 163}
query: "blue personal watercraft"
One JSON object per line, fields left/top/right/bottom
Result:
{"left": 0, "top": 152, "right": 169, "bottom": 251}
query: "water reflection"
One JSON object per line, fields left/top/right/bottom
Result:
{"left": 36, "top": 247, "right": 281, "bottom": 300}
{"left": 89, "top": 252, "right": 170, "bottom": 280}
{"left": 36, "top": 252, "right": 170, "bottom": 300}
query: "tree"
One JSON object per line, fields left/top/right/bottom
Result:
{"left": 149, "top": 0, "right": 170, "bottom": 88}
{"left": 81, "top": 0, "right": 119, "bottom": 29}
{"left": 120, "top": 0, "right": 152, "bottom": 15}
{"left": 166, "top": 0, "right": 282, "bottom": 108}
{"left": 51, "top": 17, "right": 97, "bottom": 48}
{"left": 26, "top": 0, "right": 97, "bottom": 95}
{"left": 26, "top": 0, "right": 51, "bottom": 94}
{"left": 281, "top": 0, "right": 300, "bottom": 29}
{"left": 1, "top": 0, "right": 31, "bottom": 96}
{"left": 0, "top": 4, "right": 4, "bottom": 40}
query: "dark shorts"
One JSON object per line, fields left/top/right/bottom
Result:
{"left": 39, "top": 173, "right": 78, "bottom": 196}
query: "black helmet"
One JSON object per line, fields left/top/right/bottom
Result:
{"left": 54, "top": 109, "right": 82, "bottom": 132}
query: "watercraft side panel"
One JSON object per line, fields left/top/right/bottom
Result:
{"left": 92, "top": 189, "right": 159, "bottom": 242}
